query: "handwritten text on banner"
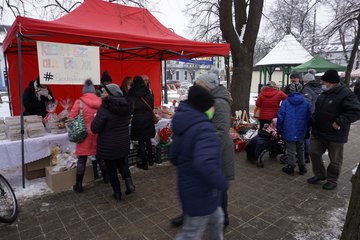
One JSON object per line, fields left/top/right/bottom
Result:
{"left": 37, "top": 41, "right": 100, "bottom": 85}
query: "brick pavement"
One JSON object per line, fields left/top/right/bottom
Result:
{"left": 1, "top": 122, "right": 360, "bottom": 240}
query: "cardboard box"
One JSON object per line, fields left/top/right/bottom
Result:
{"left": 25, "top": 156, "right": 51, "bottom": 180}
{"left": 45, "top": 165, "right": 94, "bottom": 192}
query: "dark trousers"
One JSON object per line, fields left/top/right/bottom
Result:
{"left": 309, "top": 135, "right": 344, "bottom": 183}
{"left": 138, "top": 139, "right": 153, "bottom": 165}
{"left": 76, "top": 156, "right": 88, "bottom": 175}
{"left": 105, "top": 158, "right": 131, "bottom": 187}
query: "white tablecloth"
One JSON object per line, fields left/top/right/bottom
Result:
{"left": 0, "top": 133, "right": 75, "bottom": 169}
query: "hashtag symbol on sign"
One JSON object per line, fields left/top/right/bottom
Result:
{"left": 43, "top": 72, "right": 54, "bottom": 82}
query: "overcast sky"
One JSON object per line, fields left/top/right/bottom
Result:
{"left": 151, "top": 0, "right": 333, "bottom": 39}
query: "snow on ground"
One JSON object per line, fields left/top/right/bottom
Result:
{"left": 292, "top": 206, "right": 347, "bottom": 240}
{"left": 0, "top": 96, "right": 11, "bottom": 117}
{"left": 1, "top": 165, "right": 52, "bottom": 201}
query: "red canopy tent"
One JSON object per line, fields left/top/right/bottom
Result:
{"left": 3, "top": 0, "right": 230, "bottom": 115}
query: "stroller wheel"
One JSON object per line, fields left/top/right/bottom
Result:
{"left": 280, "top": 154, "right": 288, "bottom": 164}
{"left": 269, "top": 152, "right": 277, "bottom": 158}
{"left": 257, "top": 149, "right": 268, "bottom": 168}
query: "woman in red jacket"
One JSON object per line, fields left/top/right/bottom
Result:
{"left": 256, "top": 81, "right": 287, "bottom": 129}
{"left": 69, "top": 79, "right": 102, "bottom": 193}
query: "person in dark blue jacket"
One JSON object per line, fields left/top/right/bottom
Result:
{"left": 277, "top": 92, "right": 312, "bottom": 175}
{"left": 169, "top": 85, "right": 229, "bottom": 240}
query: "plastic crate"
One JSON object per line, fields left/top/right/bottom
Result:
{"left": 155, "top": 143, "right": 170, "bottom": 163}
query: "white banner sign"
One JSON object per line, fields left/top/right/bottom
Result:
{"left": 36, "top": 41, "right": 100, "bottom": 85}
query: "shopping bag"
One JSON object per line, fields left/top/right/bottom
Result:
{"left": 67, "top": 101, "right": 88, "bottom": 143}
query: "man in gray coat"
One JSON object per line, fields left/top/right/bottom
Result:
{"left": 171, "top": 69, "right": 235, "bottom": 228}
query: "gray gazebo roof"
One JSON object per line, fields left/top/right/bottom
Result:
{"left": 256, "top": 34, "right": 312, "bottom": 66}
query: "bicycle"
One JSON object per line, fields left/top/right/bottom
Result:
{"left": 0, "top": 174, "right": 18, "bottom": 223}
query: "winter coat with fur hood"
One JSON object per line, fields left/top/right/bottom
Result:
{"left": 91, "top": 96, "right": 133, "bottom": 160}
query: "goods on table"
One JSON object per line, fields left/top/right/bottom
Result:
{"left": 4, "top": 116, "right": 26, "bottom": 141}
{"left": 44, "top": 100, "right": 67, "bottom": 134}
{"left": 50, "top": 145, "right": 78, "bottom": 172}
{"left": 25, "top": 115, "right": 46, "bottom": 138}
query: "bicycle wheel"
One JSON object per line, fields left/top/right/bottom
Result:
{"left": 0, "top": 174, "right": 18, "bottom": 223}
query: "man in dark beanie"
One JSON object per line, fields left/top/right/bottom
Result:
{"left": 169, "top": 85, "right": 229, "bottom": 239}
{"left": 307, "top": 69, "right": 360, "bottom": 190}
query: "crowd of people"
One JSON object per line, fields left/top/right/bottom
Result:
{"left": 22, "top": 72, "right": 156, "bottom": 201}
{"left": 21, "top": 68, "right": 360, "bottom": 239}
{"left": 256, "top": 69, "right": 360, "bottom": 191}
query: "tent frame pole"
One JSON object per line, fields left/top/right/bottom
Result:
{"left": 17, "top": 32, "right": 25, "bottom": 189}
{"left": 163, "top": 61, "right": 168, "bottom": 104}
{"left": 3, "top": 52, "right": 12, "bottom": 115}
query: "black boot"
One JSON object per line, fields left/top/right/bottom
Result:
{"left": 171, "top": 214, "right": 184, "bottom": 227}
{"left": 124, "top": 177, "right": 135, "bottom": 195}
{"left": 100, "top": 169, "right": 109, "bottom": 184}
{"left": 73, "top": 174, "right": 84, "bottom": 193}
{"left": 148, "top": 157, "right": 154, "bottom": 166}
{"left": 282, "top": 165, "right": 295, "bottom": 175}
{"left": 136, "top": 162, "right": 148, "bottom": 170}
{"left": 112, "top": 183, "right": 122, "bottom": 201}
{"left": 298, "top": 164, "right": 307, "bottom": 175}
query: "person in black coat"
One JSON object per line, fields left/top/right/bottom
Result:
{"left": 23, "top": 77, "right": 54, "bottom": 118}
{"left": 91, "top": 83, "right": 135, "bottom": 200}
{"left": 308, "top": 70, "right": 360, "bottom": 190}
{"left": 353, "top": 79, "right": 360, "bottom": 102}
{"left": 128, "top": 76, "right": 156, "bottom": 170}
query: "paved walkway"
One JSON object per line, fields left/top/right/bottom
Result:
{"left": 1, "top": 123, "right": 360, "bottom": 240}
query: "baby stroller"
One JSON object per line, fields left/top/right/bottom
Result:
{"left": 245, "top": 129, "right": 287, "bottom": 168}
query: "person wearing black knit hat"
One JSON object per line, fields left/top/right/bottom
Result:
{"left": 169, "top": 85, "right": 228, "bottom": 239}
{"left": 186, "top": 85, "right": 214, "bottom": 112}
{"left": 307, "top": 69, "right": 360, "bottom": 190}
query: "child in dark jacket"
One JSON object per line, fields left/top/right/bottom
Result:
{"left": 169, "top": 85, "right": 229, "bottom": 240}
{"left": 277, "top": 92, "right": 312, "bottom": 175}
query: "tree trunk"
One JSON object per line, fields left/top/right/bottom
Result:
{"left": 219, "top": 0, "right": 264, "bottom": 114}
{"left": 340, "top": 165, "right": 360, "bottom": 240}
{"left": 344, "top": 13, "right": 360, "bottom": 86}
{"left": 231, "top": 46, "right": 253, "bottom": 114}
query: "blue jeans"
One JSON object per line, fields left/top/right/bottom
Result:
{"left": 176, "top": 207, "right": 224, "bottom": 240}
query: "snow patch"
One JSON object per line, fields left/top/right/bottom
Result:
{"left": 1, "top": 165, "right": 52, "bottom": 202}
{"left": 293, "top": 206, "right": 347, "bottom": 240}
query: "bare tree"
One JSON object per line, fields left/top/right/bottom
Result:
{"left": 184, "top": 0, "right": 264, "bottom": 112}
{"left": 220, "top": 0, "right": 264, "bottom": 113}
{"left": 323, "top": 1, "right": 360, "bottom": 86}
{"left": 0, "top": 0, "right": 148, "bottom": 24}
{"left": 260, "top": 0, "right": 324, "bottom": 54}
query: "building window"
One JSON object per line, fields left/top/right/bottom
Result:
{"left": 166, "top": 70, "right": 172, "bottom": 80}
{"left": 176, "top": 71, "right": 180, "bottom": 80}
{"left": 184, "top": 71, "right": 187, "bottom": 80}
